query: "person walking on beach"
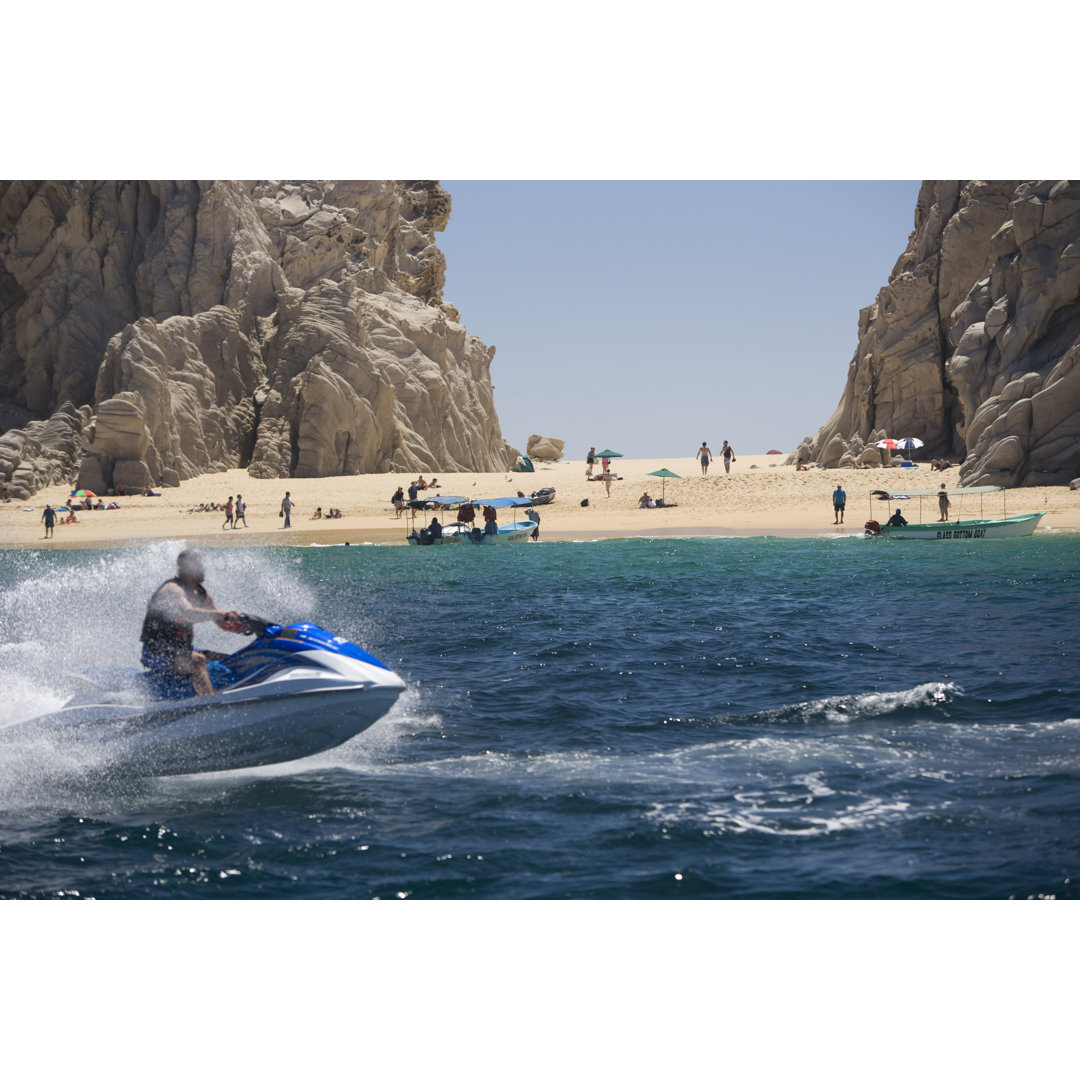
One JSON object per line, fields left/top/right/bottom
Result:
{"left": 41, "top": 504, "right": 56, "bottom": 538}
{"left": 223, "top": 496, "right": 234, "bottom": 530}
{"left": 392, "top": 486, "right": 405, "bottom": 517}
{"left": 833, "top": 484, "right": 846, "bottom": 524}
{"left": 602, "top": 470, "right": 614, "bottom": 497}
{"left": 281, "top": 491, "right": 293, "bottom": 528}
{"left": 235, "top": 494, "right": 247, "bottom": 527}
{"left": 721, "top": 441, "right": 736, "bottom": 474}
{"left": 697, "top": 442, "right": 712, "bottom": 475}
{"left": 586, "top": 447, "right": 596, "bottom": 477}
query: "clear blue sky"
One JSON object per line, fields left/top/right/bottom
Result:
{"left": 438, "top": 181, "right": 922, "bottom": 459}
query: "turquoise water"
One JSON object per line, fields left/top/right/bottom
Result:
{"left": 1, "top": 533, "right": 1078, "bottom": 899}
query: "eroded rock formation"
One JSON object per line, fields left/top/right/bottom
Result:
{"left": 526, "top": 434, "right": 565, "bottom": 462}
{"left": 804, "top": 181, "right": 1080, "bottom": 486}
{"left": 0, "top": 180, "right": 517, "bottom": 498}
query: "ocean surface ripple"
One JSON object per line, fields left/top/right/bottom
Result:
{"left": 1, "top": 534, "right": 1077, "bottom": 899}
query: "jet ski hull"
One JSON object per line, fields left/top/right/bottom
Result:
{"left": 5, "top": 621, "right": 406, "bottom": 777}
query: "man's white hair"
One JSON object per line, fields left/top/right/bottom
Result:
{"left": 177, "top": 548, "right": 204, "bottom": 571}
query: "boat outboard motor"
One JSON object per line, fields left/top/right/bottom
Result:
{"left": 864, "top": 519, "right": 881, "bottom": 536}
{"left": 418, "top": 528, "right": 434, "bottom": 545}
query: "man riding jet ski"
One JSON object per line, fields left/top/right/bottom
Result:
{"left": 141, "top": 548, "right": 253, "bottom": 695}
{"left": 0, "top": 550, "right": 407, "bottom": 776}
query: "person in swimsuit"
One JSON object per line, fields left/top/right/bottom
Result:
{"left": 721, "top": 441, "right": 736, "bottom": 474}
{"left": 140, "top": 549, "right": 251, "bottom": 696}
{"left": 697, "top": 442, "right": 712, "bottom": 475}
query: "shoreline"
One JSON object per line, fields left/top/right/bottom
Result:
{"left": 3, "top": 455, "right": 1077, "bottom": 550}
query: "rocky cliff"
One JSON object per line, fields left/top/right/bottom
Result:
{"left": 801, "top": 181, "right": 1080, "bottom": 487}
{"left": 0, "top": 180, "right": 517, "bottom": 498}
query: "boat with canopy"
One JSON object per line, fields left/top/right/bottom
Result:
{"left": 865, "top": 485, "right": 1045, "bottom": 540}
{"left": 459, "top": 496, "right": 537, "bottom": 544}
{"left": 405, "top": 494, "right": 472, "bottom": 545}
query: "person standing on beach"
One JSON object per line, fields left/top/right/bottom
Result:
{"left": 833, "top": 484, "right": 846, "bottom": 524}
{"left": 586, "top": 447, "right": 596, "bottom": 477}
{"left": 697, "top": 442, "right": 712, "bottom": 475}
{"left": 602, "top": 470, "right": 613, "bottom": 497}
{"left": 235, "top": 494, "right": 247, "bottom": 527}
{"left": 938, "top": 484, "right": 951, "bottom": 521}
{"left": 281, "top": 491, "right": 293, "bottom": 528}
{"left": 721, "top": 441, "right": 736, "bottom": 474}
{"left": 41, "top": 504, "right": 56, "bottom": 538}
{"left": 223, "top": 496, "right": 234, "bottom": 530}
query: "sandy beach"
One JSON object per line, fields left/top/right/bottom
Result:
{"left": 3, "top": 454, "right": 1077, "bottom": 549}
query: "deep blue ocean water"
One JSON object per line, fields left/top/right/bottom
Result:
{"left": 1, "top": 533, "right": 1077, "bottom": 899}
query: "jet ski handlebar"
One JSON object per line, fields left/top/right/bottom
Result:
{"left": 220, "top": 613, "right": 279, "bottom": 637}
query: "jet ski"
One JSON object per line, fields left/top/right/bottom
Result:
{"left": 2, "top": 617, "right": 406, "bottom": 777}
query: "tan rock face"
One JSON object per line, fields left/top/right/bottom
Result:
{"left": 0, "top": 180, "right": 515, "bottom": 496}
{"left": 807, "top": 181, "right": 1080, "bottom": 487}
{"left": 526, "top": 434, "right": 565, "bottom": 461}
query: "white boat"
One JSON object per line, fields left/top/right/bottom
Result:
{"left": 459, "top": 497, "right": 537, "bottom": 544}
{"left": 0, "top": 618, "right": 406, "bottom": 776}
{"left": 866, "top": 485, "right": 1046, "bottom": 540}
{"left": 406, "top": 494, "right": 471, "bottom": 545}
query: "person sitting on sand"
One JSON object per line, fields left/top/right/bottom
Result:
{"left": 638, "top": 492, "right": 655, "bottom": 509}
{"left": 415, "top": 476, "right": 428, "bottom": 491}
{"left": 428, "top": 477, "right": 440, "bottom": 488}
{"left": 311, "top": 507, "right": 323, "bottom": 519}
{"left": 327, "top": 508, "right": 343, "bottom": 519}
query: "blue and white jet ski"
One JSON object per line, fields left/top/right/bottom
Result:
{"left": 3, "top": 617, "right": 406, "bottom": 777}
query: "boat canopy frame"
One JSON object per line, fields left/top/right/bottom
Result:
{"left": 870, "top": 485, "right": 1009, "bottom": 526}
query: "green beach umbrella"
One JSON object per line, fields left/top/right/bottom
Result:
{"left": 646, "top": 468, "right": 680, "bottom": 501}
{"left": 596, "top": 449, "right": 623, "bottom": 459}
